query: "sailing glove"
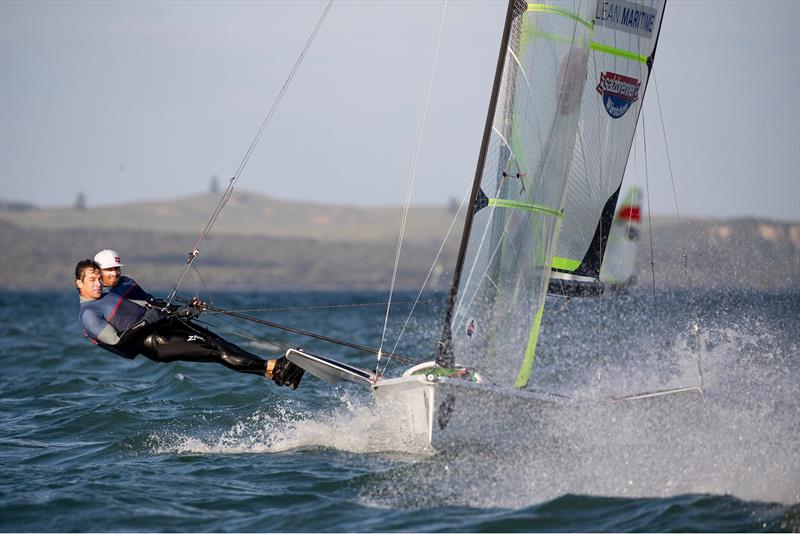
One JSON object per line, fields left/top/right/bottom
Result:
{"left": 271, "top": 356, "right": 305, "bottom": 390}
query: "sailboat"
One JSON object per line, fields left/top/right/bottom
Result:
{"left": 285, "top": 0, "right": 701, "bottom": 449}
{"left": 599, "top": 186, "right": 642, "bottom": 289}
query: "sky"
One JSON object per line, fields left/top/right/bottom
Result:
{"left": 1, "top": 0, "right": 798, "bottom": 222}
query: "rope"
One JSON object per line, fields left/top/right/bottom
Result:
{"left": 165, "top": 0, "right": 334, "bottom": 304}
{"left": 382, "top": 182, "right": 470, "bottom": 376}
{"left": 642, "top": 112, "right": 657, "bottom": 303}
{"left": 653, "top": 73, "right": 703, "bottom": 389}
{"left": 206, "top": 298, "right": 438, "bottom": 315}
{"left": 179, "top": 298, "right": 422, "bottom": 366}
{"left": 190, "top": 264, "right": 214, "bottom": 306}
{"left": 377, "top": 0, "right": 449, "bottom": 372}
{"left": 654, "top": 73, "right": 693, "bottom": 290}
{"left": 207, "top": 313, "right": 294, "bottom": 355}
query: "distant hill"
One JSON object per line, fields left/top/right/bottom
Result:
{"left": 0, "top": 218, "right": 457, "bottom": 291}
{"left": 1, "top": 193, "right": 798, "bottom": 291}
{"left": 0, "top": 200, "right": 37, "bottom": 212}
{"left": 634, "top": 217, "right": 799, "bottom": 291}
{"left": 0, "top": 190, "right": 459, "bottom": 242}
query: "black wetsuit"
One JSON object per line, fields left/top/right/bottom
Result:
{"left": 79, "top": 278, "right": 268, "bottom": 376}
{"left": 138, "top": 318, "right": 268, "bottom": 375}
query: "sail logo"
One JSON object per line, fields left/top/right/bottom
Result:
{"left": 595, "top": 0, "right": 657, "bottom": 37}
{"left": 596, "top": 72, "right": 640, "bottom": 119}
{"left": 466, "top": 318, "right": 477, "bottom": 338}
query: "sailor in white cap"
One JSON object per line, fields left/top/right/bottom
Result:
{"left": 94, "top": 248, "right": 124, "bottom": 269}
{"left": 75, "top": 253, "right": 304, "bottom": 389}
{"left": 94, "top": 249, "right": 154, "bottom": 301}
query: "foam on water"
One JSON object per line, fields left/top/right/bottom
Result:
{"left": 149, "top": 309, "right": 798, "bottom": 509}
{"left": 1, "top": 290, "right": 796, "bottom": 531}
{"left": 358, "top": 318, "right": 800, "bottom": 509}
{"left": 149, "top": 391, "right": 434, "bottom": 457}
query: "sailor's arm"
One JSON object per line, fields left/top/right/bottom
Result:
{"left": 144, "top": 297, "right": 204, "bottom": 319}
{"left": 80, "top": 308, "right": 122, "bottom": 345}
{"left": 81, "top": 308, "right": 164, "bottom": 347}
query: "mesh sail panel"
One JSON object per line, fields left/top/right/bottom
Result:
{"left": 552, "top": 0, "right": 665, "bottom": 281}
{"left": 449, "top": 1, "right": 593, "bottom": 387}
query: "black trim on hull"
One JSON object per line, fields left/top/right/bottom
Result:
{"left": 548, "top": 278, "right": 605, "bottom": 297}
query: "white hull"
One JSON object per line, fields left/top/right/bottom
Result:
{"left": 371, "top": 362, "right": 704, "bottom": 450}
{"left": 285, "top": 350, "right": 705, "bottom": 451}
{"left": 371, "top": 364, "right": 569, "bottom": 449}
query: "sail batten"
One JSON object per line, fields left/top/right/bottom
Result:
{"left": 590, "top": 41, "right": 649, "bottom": 63}
{"left": 515, "top": 302, "right": 546, "bottom": 388}
{"left": 488, "top": 198, "right": 564, "bottom": 218}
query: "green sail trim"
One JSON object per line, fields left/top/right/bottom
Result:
{"left": 552, "top": 256, "right": 581, "bottom": 271}
{"left": 520, "top": 29, "right": 649, "bottom": 64}
{"left": 590, "top": 41, "right": 648, "bottom": 64}
{"left": 527, "top": 3, "right": 593, "bottom": 30}
{"left": 488, "top": 198, "right": 563, "bottom": 218}
{"left": 514, "top": 302, "right": 545, "bottom": 388}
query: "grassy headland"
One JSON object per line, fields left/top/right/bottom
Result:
{"left": 1, "top": 191, "right": 797, "bottom": 292}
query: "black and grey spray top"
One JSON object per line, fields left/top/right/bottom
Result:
{"left": 100, "top": 276, "right": 154, "bottom": 301}
{"left": 79, "top": 277, "right": 159, "bottom": 357}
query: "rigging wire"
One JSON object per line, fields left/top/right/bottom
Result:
{"left": 208, "top": 312, "right": 293, "bottom": 355}
{"left": 381, "top": 182, "right": 471, "bottom": 377}
{"left": 165, "top": 0, "right": 335, "bottom": 305}
{"left": 181, "top": 299, "right": 422, "bottom": 367}
{"left": 206, "top": 298, "right": 439, "bottom": 315}
{"left": 653, "top": 72, "right": 704, "bottom": 389}
{"left": 377, "top": 0, "right": 449, "bottom": 373}
{"left": 190, "top": 264, "right": 214, "bottom": 306}
{"left": 653, "top": 73, "right": 693, "bottom": 290}
{"left": 641, "top": 112, "right": 658, "bottom": 303}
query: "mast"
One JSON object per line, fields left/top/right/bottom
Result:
{"left": 436, "top": 0, "right": 517, "bottom": 367}
{"left": 435, "top": 0, "right": 520, "bottom": 368}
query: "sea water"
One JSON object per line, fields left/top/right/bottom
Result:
{"left": 1, "top": 289, "right": 798, "bottom": 532}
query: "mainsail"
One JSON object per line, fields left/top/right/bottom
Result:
{"left": 272, "top": 1, "right": 700, "bottom": 451}
{"left": 436, "top": 0, "right": 594, "bottom": 388}
{"left": 550, "top": 0, "right": 665, "bottom": 295}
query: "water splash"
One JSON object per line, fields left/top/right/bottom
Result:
{"left": 144, "top": 291, "right": 800, "bottom": 508}
{"left": 149, "top": 391, "right": 433, "bottom": 456}
{"left": 361, "top": 319, "right": 800, "bottom": 508}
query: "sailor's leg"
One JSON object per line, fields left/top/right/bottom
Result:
{"left": 139, "top": 320, "right": 268, "bottom": 375}
{"left": 183, "top": 323, "right": 304, "bottom": 387}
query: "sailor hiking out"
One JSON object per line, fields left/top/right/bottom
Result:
{"left": 76, "top": 251, "right": 303, "bottom": 389}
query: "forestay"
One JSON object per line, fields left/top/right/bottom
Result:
{"left": 437, "top": 1, "right": 594, "bottom": 388}
{"left": 551, "top": 0, "right": 665, "bottom": 290}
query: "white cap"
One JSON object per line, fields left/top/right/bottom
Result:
{"left": 94, "top": 249, "right": 125, "bottom": 269}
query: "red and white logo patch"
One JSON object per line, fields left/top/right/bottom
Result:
{"left": 596, "top": 72, "right": 640, "bottom": 119}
